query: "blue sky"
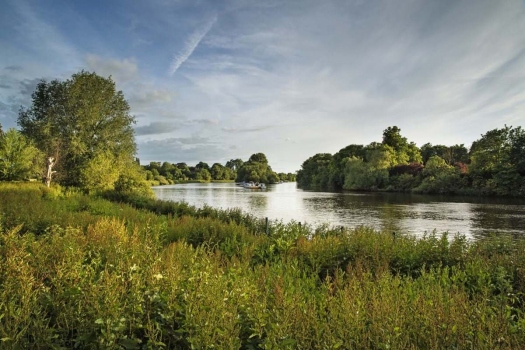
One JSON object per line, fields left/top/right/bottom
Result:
{"left": 1, "top": 0, "right": 524, "bottom": 172}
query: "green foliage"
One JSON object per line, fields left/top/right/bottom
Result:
{"left": 296, "top": 153, "right": 332, "bottom": 190}
{"left": 2, "top": 183, "right": 525, "bottom": 348}
{"left": 0, "top": 129, "right": 42, "bottom": 181}
{"left": 80, "top": 150, "right": 121, "bottom": 192}
{"left": 421, "top": 143, "right": 469, "bottom": 165}
{"left": 469, "top": 126, "right": 525, "bottom": 196}
{"left": 141, "top": 154, "right": 288, "bottom": 185}
{"left": 422, "top": 155, "right": 453, "bottom": 177}
{"left": 343, "top": 156, "right": 389, "bottom": 190}
{"left": 226, "top": 158, "right": 243, "bottom": 171}
{"left": 210, "top": 162, "right": 234, "bottom": 180}
{"left": 236, "top": 152, "right": 279, "bottom": 184}
{"left": 277, "top": 172, "right": 296, "bottom": 182}
{"left": 194, "top": 168, "right": 211, "bottom": 181}
{"left": 18, "top": 71, "right": 136, "bottom": 188}
{"left": 382, "top": 126, "right": 422, "bottom": 164}
{"left": 298, "top": 125, "right": 524, "bottom": 197}
{"left": 298, "top": 127, "right": 425, "bottom": 191}
{"left": 114, "top": 163, "right": 154, "bottom": 198}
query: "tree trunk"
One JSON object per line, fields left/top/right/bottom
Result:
{"left": 44, "top": 157, "right": 56, "bottom": 187}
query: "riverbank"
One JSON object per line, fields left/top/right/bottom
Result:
{"left": 1, "top": 182, "right": 525, "bottom": 348}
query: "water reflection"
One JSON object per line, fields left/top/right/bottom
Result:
{"left": 153, "top": 183, "right": 525, "bottom": 239}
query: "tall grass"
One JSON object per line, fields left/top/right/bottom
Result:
{"left": 1, "top": 182, "right": 525, "bottom": 348}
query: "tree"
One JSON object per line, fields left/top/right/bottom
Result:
{"left": 296, "top": 153, "right": 333, "bottom": 189}
{"left": 415, "top": 155, "right": 465, "bottom": 194}
{"left": 329, "top": 144, "right": 365, "bottom": 190}
{"left": 195, "top": 161, "right": 210, "bottom": 171}
{"left": 225, "top": 158, "right": 243, "bottom": 180}
{"left": 421, "top": 143, "right": 468, "bottom": 165}
{"left": 469, "top": 127, "right": 510, "bottom": 179}
{"left": 0, "top": 129, "right": 42, "bottom": 181}
{"left": 160, "top": 162, "right": 175, "bottom": 177}
{"left": 195, "top": 168, "right": 211, "bottom": 181}
{"left": 18, "top": 71, "right": 136, "bottom": 187}
{"left": 382, "top": 126, "right": 407, "bottom": 151}
{"left": 248, "top": 153, "right": 268, "bottom": 164}
{"left": 343, "top": 156, "right": 389, "bottom": 190}
{"left": 236, "top": 153, "right": 277, "bottom": 183}
{"left": 211, "top": 163, "right": 227, "bottom": 180}
{"left": 467, "top": 126, "right": 525, "bottom": 195}
{"left": 176, "top": 163, "right": 191, "bottom": 180}
{"left": 509, "top": 127, "right": 525, "bottom": 176}
{"left": 226, "top": 159, "right": 243, "bottom": 171}
{"left": 80, "top": 150, "right": 121, "bottom": 192}
{"left": 382, "top": 126, "right": 421, "bottom": 164}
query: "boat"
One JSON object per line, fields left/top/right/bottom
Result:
{"left": 243, "top": 181, "right": 266, "bottom": 189}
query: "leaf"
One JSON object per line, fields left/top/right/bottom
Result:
{"left": 333, "top": 341, "right": 344, "bottom": 349}
{"left": 118, "top": 338, "right": 141, "bottom": 350}
{"left": 281, "top": 338, "right": 296, "bottom": 347}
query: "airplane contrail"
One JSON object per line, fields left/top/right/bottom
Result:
{"left": 169, "top": 15, "right": 217, "bottom": 76}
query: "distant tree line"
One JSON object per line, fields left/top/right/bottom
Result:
{"left": 142, "top": 152, "right": 296, "bottom": 185}
{"left": 297, "top": 126, "right": 525, "bottom": 197}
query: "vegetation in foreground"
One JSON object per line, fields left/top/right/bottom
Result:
{"left": 1, "top": 182, "right": 525, "bottom": 349}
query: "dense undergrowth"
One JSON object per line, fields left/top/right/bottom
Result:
{"left": 1, "top": 182, "right": 525, "bottom": 349}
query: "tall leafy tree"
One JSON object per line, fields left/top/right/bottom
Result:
{"left": 195, "top": 161, "right": 210, "bottom": 171}
{"left": 296, "top": 153, "right": 333, "bottom": 190}
{"left": 236, "top": 153, "right": 278, "bottom": 183}
{"left": 468, "top": 126, "right": 525, "bottom": 195}
{"left": 329, "top": 144, "right": 365, "bottom": 189}
{"left": 226, "top": 158, "right": 244, "bottom": 171}
{"left": 421, "top": 143, "right": 468, "bottom": 165}
{"left": 18, "top": 71, "right": 136, "bottom": 187}
{"left": 382, "top": 126, "right": 407, "bottom": 151}
{"left": 382, "top": 126, "right": 422, "bottom": 164}
{"left": 248, "top": 153, "right": 268, "bottom": 164}
{"left": 469, "top": 127, "right": 511, "bottom": 181}
{"left": 211, "top": 163, "right": 231, "bottom": 180}
{"left": 508, "top": 127, "right": 525, "bottom": 176}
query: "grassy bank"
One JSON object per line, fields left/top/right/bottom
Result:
{"left": 1, "top": 182, "right": 525, "bottom": 349}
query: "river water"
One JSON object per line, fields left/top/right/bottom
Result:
{"left": 153, "top": 182, "right": 525, "bottom": 240}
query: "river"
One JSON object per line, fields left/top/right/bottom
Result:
{"left": 152, "top": 182, "right": 525, "bottom": 240}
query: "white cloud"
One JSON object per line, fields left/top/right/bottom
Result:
{"left": 135, "top": 122, "right": 180, "bottom": 136}
{"left": 169, "top": 15, "right": 217, "bottom": 76}
{"left": 2, "top": 0, "right": 525, "bottom": 172}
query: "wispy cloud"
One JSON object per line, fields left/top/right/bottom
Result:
{"left": 2, "top": 0, "right": 525, "bottom": 173}
{"left": 85, "top": 54, "right": 139, "bottom": 83}
{"left": 222, "top": 125, "right": 274, "bottom": 133}
{"left": 135, "top": 122, "right": 180, "bottom": 136}
{"left": 4, "top": 66, "right": 22, "bottom": 72}
{"left": 169, "top": 15, "right": 217, "bottom": 76}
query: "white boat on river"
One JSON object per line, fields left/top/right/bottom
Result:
{"left": 242, "top": 181, "right": 266, "bottom": 189}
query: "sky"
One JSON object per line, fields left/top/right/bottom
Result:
{"left": 1, "top": 0, "right": 524, "bottom": 173}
